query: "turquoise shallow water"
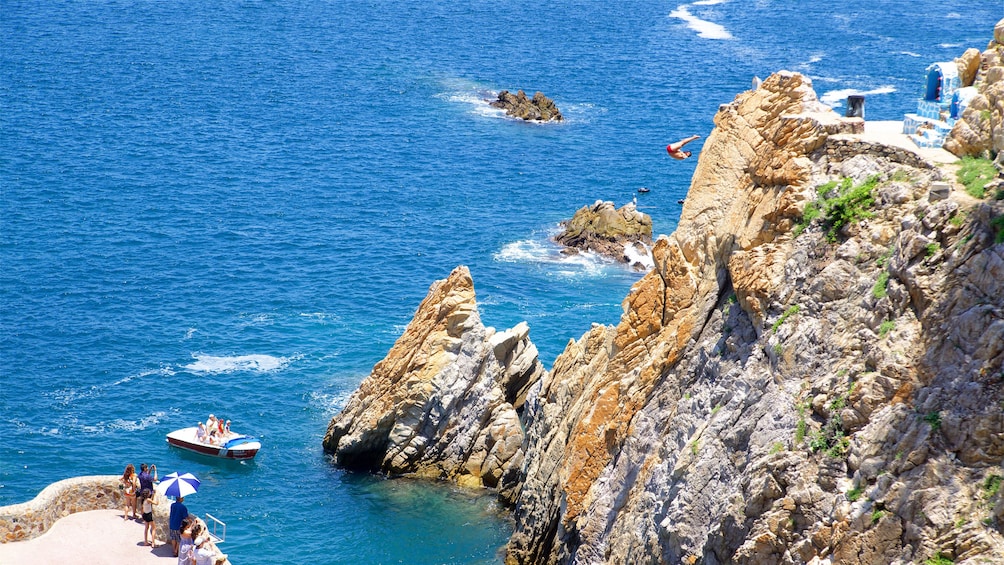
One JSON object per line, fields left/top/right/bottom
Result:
{"left": 1, "top": 1, "right": 998, "bottom": 563}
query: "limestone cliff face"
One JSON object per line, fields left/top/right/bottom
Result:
{"left": 321, "top": 266, "right": 544, "bottom": 498}
{"left": 323, "top": 70, "right": 1004, "bottom": 565}
{"left": 505, "top": 71, "right": 1003, "bottom": 564}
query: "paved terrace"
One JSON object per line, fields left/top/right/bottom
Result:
{"left": 842, "top": 119, "right": 958, "bottom": 165}
{"left": 0, "top": 509, "right": 175, "bottom": 565}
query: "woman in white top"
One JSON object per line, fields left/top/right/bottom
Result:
{"left": 177, "top": 517, "right": 195, "bottom": 565}
{"left": 142, "top": 489, "right": 159, "bottom": 546}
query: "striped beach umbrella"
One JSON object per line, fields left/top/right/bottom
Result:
{"left": 155, "top": 472, "right": 201, "bottom": 498}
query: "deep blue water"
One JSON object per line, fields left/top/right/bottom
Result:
{"left": 1, "top": 1, "right": 998, "bottom": 563}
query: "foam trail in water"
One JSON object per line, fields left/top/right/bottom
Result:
{"left": 185, "top": 353, "right": 295, "bottom": 374}
{"left": 819, "top": 86, "right": 896, "bottom": 108}
{"left": 107, "top": 411, "right": 167, "bottom": 432}
{"left": 494, "top": 237, "right": 621, "bottom": 280}
{"left": 669, "top": 5, "right": 733, "bottom": 40}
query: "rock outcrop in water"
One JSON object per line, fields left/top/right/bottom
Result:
{"left": 554, "top": 200, "right": 653, "bottom": 270}
{"left": 944, "top": 18, "right": 1004, "bottom": 158}
{"left": 321, "top": 266, "right": 544, "bottom": 501}
{"left": 490, "top": 90, "right": 564, "bottom": 122}
{"left": 325, "top": 65, "right": 1004, "bottom": 564}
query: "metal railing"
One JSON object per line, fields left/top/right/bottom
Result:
{"left": 204, "top": 513, "right": 226, "bottom": 544}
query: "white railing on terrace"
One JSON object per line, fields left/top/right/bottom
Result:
{"left": 205, "top": 513, "right": 226, "bottom": 544}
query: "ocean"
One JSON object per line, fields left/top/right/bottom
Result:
{"left": 1, "top": 1, "right": 998, "bottom": 563}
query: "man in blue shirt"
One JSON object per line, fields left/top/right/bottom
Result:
{"left": 136, "top": 463, "right": 156, "bottom": 516}
{"left": 169, "top": 496, "right": 189, "bottom": 557}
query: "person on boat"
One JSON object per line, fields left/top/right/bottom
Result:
{"left": 206, "top": 414, "right": 219, "bottom": 444}
{"left": 223, "top": 420, "right": 232, "bottom": 438}
{"left": 141, "top": 488, "right": 159, "bottom": 547}
{"left": 666, "top": 134, "right": 700, "bottom": 160}
{"left": 196, "top": 422, "right": 209, "bottom": 443}
{"left": 120, "top": 464, "right": 139, "bottom": 520}
{"left": 169, "top": 496, "right": 190, "bottom": 557}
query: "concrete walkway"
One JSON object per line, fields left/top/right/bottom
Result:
{"left": 0, "top": 509, "right": 176, "bottom": 565}
{"left": 855, "top": 120, "right": 959, "bottom": 164}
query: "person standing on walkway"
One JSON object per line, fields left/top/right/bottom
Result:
{"left": 177, "top": 517, "right": 195, "bottom": 565}
{"left": 169, "top": 495, "right": 190, "bottom": 556}
{"left": 120, "top": 464, "right": 139, "bottom": 520}
{"left": 141, "top": 489, "right": 159, "bottom": 547}
{"left": 136, "top": 462, "right": 157, "bottom": 515}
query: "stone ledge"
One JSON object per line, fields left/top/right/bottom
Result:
{"left": 0, "top": 475, "right": 232, "bottom": 563}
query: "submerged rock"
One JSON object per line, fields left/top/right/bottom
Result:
{"left": 490, "top": 89, "right": 563, "bottom": 122}
{"left": 554, "top": 200, "right": 653, "bottom": 270}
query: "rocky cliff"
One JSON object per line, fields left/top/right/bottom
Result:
{"left": 944, "top": 18, "right": 1004, "bottom": 158}
{"left": 324, "top": 68, "right": 1004, "bottom": 565}
{"left": 322, "top": 266, "right": 545, "bottom": 500}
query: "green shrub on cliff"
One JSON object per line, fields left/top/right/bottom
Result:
{"left": 924, "top": 552, "right": 954, "bottom": 565}
{"left": 872, "top": 271, "right": 890, "bottom": 299}
{"left": 957, "top": 157, "right": 996, "bottom": 198}
{"left": 798, "top": 177, "right": 878, "bottom": 241}
{"left": 821, "top": 176, "right": 878, "bottom": 242}
{"left": 772, "top": 304, "right": 801, "bottom": 333}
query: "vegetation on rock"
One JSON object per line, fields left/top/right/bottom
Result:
{"left": 957, "top": 156, "right": 997, "bottom": 198}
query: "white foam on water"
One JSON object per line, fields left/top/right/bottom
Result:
{"left": 309, "top": 391, "right": 354, "bottom": 416}
{"left": 939, "top": 42, "right": 961, "bottom": 48}
{"left": 439, "top": 89, "right": 510, "bottom": 120}
{"left": 623, "top": 243, "right": 655, "bottom": 271}
{"left": 110, "top": 366, "right": 175, "bottom": 388}
{"left": 794, "top": 54, "right": 825, "bottom": 72}
{"left": 239, "top": 313, "right": 276, "bottom": 327}
{"left": 494, "top": 237, "right": 620, "bottom": 280}
{"left": 184, "top": 328, "right": 197, "bottom": 339}
{"left": 692, "top": 0, "right": 728, "bottom": 5}
{"left": 669, "top": 5, "right": 733, "bottom": 40}
{"left": 897, "top": 51, "right": 921, "bottom": 58}
{"left": 107, "top": 411, "right": 167, "bottom": 432}
{"left": 299, "top": 312, "right": 339, "bottom": 324}
{"left": 819, "top": 85, "right": 896, "bottom": 108}
{"left": 436, "top": 76, "right": 578, "bottom": 124}
{"left": 184, "top": 353, "right": 296, "bottom": 374}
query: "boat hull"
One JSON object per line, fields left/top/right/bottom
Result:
{"left": 166, "top": 427, "right": 260, "bottom": 460}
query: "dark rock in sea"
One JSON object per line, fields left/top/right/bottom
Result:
{"left": 489, "top": 90, "right": 563, "bottom": 122}
{"left": 554, "top": 200, "right": 652, "bottom": 270}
